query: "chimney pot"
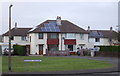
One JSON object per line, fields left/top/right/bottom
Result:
{"left": 87, "top": 26, "right": 90, "bottom": 31}
{"left": 110, "top": 27, "right": 112, "bottom": 31}
{"left": 15, "top": 22, "right": 17, "bottom": 29}
{"left": 56, "top": 16, "right": 61, "bottom": 26}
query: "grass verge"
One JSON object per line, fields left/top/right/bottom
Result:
{"left": 2, "top": 56, "right": 113, "bottom": 72}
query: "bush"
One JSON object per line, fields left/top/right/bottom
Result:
{"left": 100, "top": 46, "right": 120, "bottom": 52}
{"left": 13, "top": 45, "right": 26, "bottom": 56}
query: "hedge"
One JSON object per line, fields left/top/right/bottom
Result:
{"left": 13, "top": 45, "right": 26, "bottom": 56}
{"left": 99, "top": 46, "right": 120, "bottom": 52}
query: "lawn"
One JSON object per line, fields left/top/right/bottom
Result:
{"left": 0, "top": 56, "right": 2, "bottom": 72}
{"left": 2, "top": 56, "right": 113, "bottom": 72}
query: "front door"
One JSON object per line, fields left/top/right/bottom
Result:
{"left": 68, "top": 45, "right": 73, "bottom": 51}
{"left": 26, "top": 45, "right": 30, "bottom": 55}
{"left": 39, "top": 45, "right": 43, "bottom": 55}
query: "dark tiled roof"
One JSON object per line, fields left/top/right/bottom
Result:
{"left": 29, "top": 20, "right": 88, "bottom": 34}
{"left": 89, "top": 30, "right": 118, "bottom": 39}
{"left": 3, "top": 28, "right": 32, "bottom": 36}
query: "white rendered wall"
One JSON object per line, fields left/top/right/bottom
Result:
{"left": 3, "top": 36, "right": 30, "bottom": 45}
{"left": 76, "top": 34, "right": 89, "bottom": 49}
{"left": 29, "top": 33, "right": 47, "bottom": 55}
{"left": 89, "top": 38, "right": 118, "bottom": 46}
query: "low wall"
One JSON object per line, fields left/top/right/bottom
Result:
{"left": 46, "top": 51, "right": 70, "bottom": 56}
{"left": 96, "top": 51, "right": 120, "bottom": 58}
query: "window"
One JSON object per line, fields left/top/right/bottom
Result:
{"left": 65, "top": 45, "right": 76, "bottom": 51}
{"left": 80, "top": 34, "right": 84, "bottom": 40}
{"left": 48, "top": 33, "right": 58, "bottom": 39}
{"left": 65, "top": 33, "right": 75, "bottom": 39}
{"left": 11, "top": 36, "right": 14, "bottom": 40}
{"left": 21, "top": 36, "right": 26, "bottom": 41}
{"left": 30, "top": 36, "right": 31, "bottom": 42}
{"left": 109, "top": 39, "right": 112, "bottom": 42}
{"left": 38, "top": 33, "right": 43, "bottom": 39}
{"left": 95, "top": 38, "right": 100, "bottom": 42}
{"left": 50, "top": 33, "right": 57, "bottom": 39}
{"left": 48, "top": 45, "right": 58, "bottom": 51}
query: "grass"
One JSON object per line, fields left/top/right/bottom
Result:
{"left": 0, "top": 56, "right": 2, "bottom": 72}
{"left": 2, "top": 56, "right": 113, "bottom": 72}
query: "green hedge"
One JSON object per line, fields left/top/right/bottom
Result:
{"left": 100, "top": 46, "right": 120, "bottom": 52}
{"left": 13, "top": 45, "right": 26, "bottom": 56}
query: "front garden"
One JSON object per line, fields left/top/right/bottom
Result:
{"left": 2, "top": 56, "right": 113, "bottom": 72}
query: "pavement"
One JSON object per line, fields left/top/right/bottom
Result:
{"left": 1, "top": 56, "right": 120, "bottom": 76}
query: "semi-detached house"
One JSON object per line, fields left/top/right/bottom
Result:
{"left": 28, "top": 17, "right": 92, "bottom": 55}
{"left": 2, "top": 27, "right": 31, "bottom": 54}
{"left": 88, "top": 27, "right": 118, "bottom": 46}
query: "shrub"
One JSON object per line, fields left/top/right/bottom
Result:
{"left": 13, "top": 45, "right": 26, "bottom": 56}
{"left": 100, "top": 46, "right": 120, "bottom": 52}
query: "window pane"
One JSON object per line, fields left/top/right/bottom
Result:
{"left": 51, "top": 33, "right": 57, "bottom": 39}
{"left": 80, "top": 34, "right": 84, "bottom": 40}
{"left": 66, "top": 33, "right": 75, "bottom": 39}
{"left": 39, "top": 33, "right": 43, "bottom": 39}
{"left": 95, "top": 38, "right": 100, "bottom": 42}
{"left": 21, "top": 36, "right": 26, "bottom": 40}
{"left": 11, "top": 36, "right": 14, "bottom": 40}
{"left": 48, "top": 33, "right": 58, "bottom": 39}
{"left": 48, "top": 45, "right": 58, "bottom": 51}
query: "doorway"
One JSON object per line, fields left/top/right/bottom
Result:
{"left": 39, "top": 45, "right": 43, "bottom": 55}
{"left": 68, "top": 45, "right": 73, "bottom": 51}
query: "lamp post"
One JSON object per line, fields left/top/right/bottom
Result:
{"left": 8, "top": 4, "right": 13, "bottom": 72}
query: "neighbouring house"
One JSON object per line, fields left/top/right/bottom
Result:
{"left": 88, "top": 26, "right": 118, "bottom": 47}
{"left": 0, "top": 35, "right": 2, "bottom": 42}
{"left": 2, "top": 24, "right": 32, "bottom": 54}
{"left": 0, "top": 35, "right": 2, "bottom": 55}
{"left": 28, "top": 16, "right": 93, "bottom": 55}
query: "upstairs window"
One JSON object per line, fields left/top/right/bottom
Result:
{"left": 95, "top": 38, "right": 100, "bottom": 42}
{"left": 80, "top": 34, "right": 84, "bottom": 40}
{"left": 30, "top": 36, "right": 31, "bottom": 42}
{"left": 11, "top": 36, "right": 14, "bottom": 40}
{"left": 48, "top": 33, "right": 58, "bottom": 39}
{"left": 21, "top": 36, "right": 26, "bottom": 41}
{"left": 50, "top": 33, "right": 58, "bottom": 39}
{"left": 38, "top": 33, "right": 43, "bottom": 39}
{"left": 65, "top": 33, "right": 75, "bottom": 39}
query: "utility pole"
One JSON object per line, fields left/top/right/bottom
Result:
{"left": 8, "top": 4, "right": 13, "bottom": 72}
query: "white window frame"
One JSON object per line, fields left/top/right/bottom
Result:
{"left": 21, "top": 36, "right": 26, "bottom": 41}
{"left": 65, "top": 33, "right": 75, "bottom": 39}
{"left": 80, "top": 34, "right": 84, "bottom": 40}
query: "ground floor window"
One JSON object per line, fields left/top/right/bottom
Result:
{"left": 79, "top": 44, "right": 85, "bottom": 49}
{"left": 65, "top": 45, "right": 76, "bottom": 51}
{"left": 48, "top": 44, "right": 58, "bottom": 51}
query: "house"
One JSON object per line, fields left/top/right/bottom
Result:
{"left": 88, "top": 26, "right": 118, "bottom": 47}
{"left": 28, "top": 16, "right": 92, "bottom": 55}
{"left": 2, "top": 25, "right": 32, "bottom": 54}
{"left": 3, "top": 28, "right": 32, "bottom": 45}
{"left": 0, "top": 35, "right": 2, "bottom": 42}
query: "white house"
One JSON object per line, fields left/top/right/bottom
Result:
{"left": 88, "top": 26, "right": 118, "bottom": 46}
{"left": 2, "top": 27, "right": 32, "bottom": 54}
{"left": 28, "top": 16, "right": 93, "bottom": 55}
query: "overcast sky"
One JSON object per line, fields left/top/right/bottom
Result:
{"left": 0, "top": 0, "right": 119, "bottom": 35}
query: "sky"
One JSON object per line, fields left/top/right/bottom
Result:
{"left": 0, "top": 0, "right": 119, "bottom": 35}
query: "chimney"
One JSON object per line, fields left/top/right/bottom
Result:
{"left": 15, "top": 22, "right": 17, "bottom": 29}
{"left": 87, "top": 26, "right": 90, "bottom": 31}
{"left": 56, "top": 16, "right": 61, "bottom": 26}
{"left": 110, "top": 27, "right": 112, "bottom": 31}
